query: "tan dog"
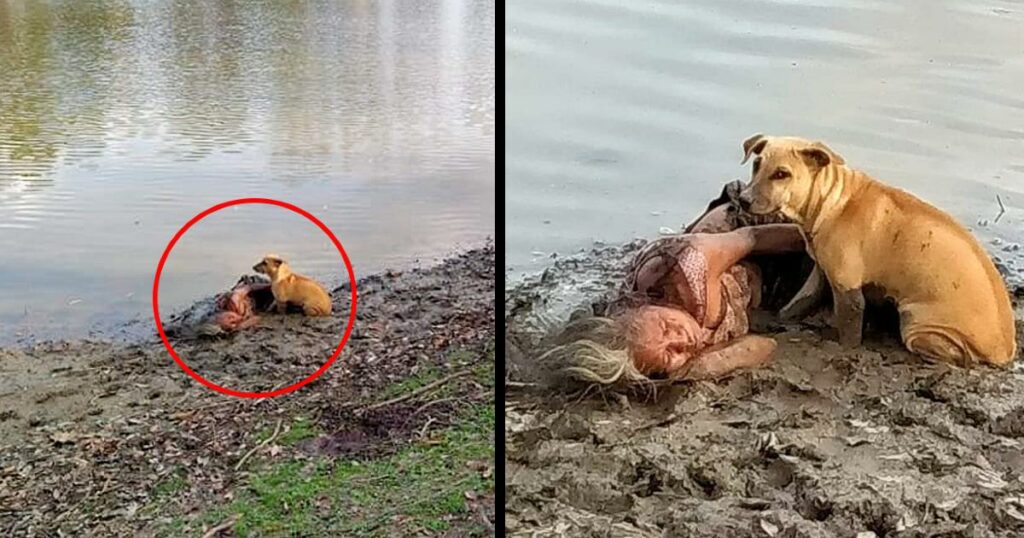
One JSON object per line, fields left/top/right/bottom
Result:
{"left": 737, "top": 134, "right": 1016, "bottom": 366}
{"left": 252, "top": 254, "right": 332, "bottom": 317}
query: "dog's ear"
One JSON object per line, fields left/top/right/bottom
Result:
{"left": 799, "top": 141, "right": 845, "bottom": 168}
{"left": 741, "top": 134, "right": 768, "bottom": 165}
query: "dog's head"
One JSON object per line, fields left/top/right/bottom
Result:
{"left": 737, "top": 134, "right": 845, "bottom": 220}
{"left": 253, "top": 254, "right": 285, "bottom": 277}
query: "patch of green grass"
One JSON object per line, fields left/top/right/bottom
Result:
{"left": 254, "top": 417, "right": 321, "bottom": 446}
{"left": 153, "top": 468, "right": 188, "bottom": 497}
{"left": 176, "top": 399, "right": 494, "bottom": 537}
{"left": 160, "top": 517, "right": 187, "bottom": 538}
{"left": 380, "top": 346, "right": 492, "bottom": 401}
{"left": 471, "top": 359, "right": 495, "bottom": 389}
{"left": 380, "top": 348, "right": 494, "bottom": 403}
{"left": 380, "top": 365, "right": 445, "bottom": 400}
{"left": 448, "top": 348, "right": 478, "bottom": 366}
{"left": 279, "top": 417, "right": 319, "bottom": 446}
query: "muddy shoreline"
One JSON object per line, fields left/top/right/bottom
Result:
{"left": 0, "top": 244, "right": 495, "bottom": 536}
{"left": 506, "top": 241, "right": 1024, "bottom": 537}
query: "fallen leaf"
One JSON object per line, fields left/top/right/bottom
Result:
{"left": 896, "top": 512, "right": 917, "bottom": 531}
{"left": 50, "top": 432, "right": 77, "bottom": 445}
{"left": 974, "top": 469, "right": 1009, "bottom": 490}
{"left": 1005, "top": 505, "right": 1024, "bottom": 522}
{"left": 760, "top": 519, "right": 779, "bottom": 536}
{"left": 844, "top": 437, "right": 869, "bottom": 447}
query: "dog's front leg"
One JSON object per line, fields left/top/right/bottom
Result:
{"left": 780, "top": 264, "right": 827, "bottom": 321}
{"left": 272, "top": 300, "right": 287, "bottom": 314}
{"left": 832, "top": 285, "right": 865, "bottom": 347}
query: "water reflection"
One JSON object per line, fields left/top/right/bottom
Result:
{"left": 507, "top": 0, "right": 1024, "bottom": 281}
{"left": 0, "top": 0, "right": 495, "bottom": 343}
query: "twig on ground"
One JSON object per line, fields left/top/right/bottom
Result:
{"left": 571, "top": 384, "right": 600, "bottom": 406}
{"left": 632, "top": 413, "right": 680, "bottom": 433}
{"left": 418, "top": 417, "right": 437, "bottom": 438}
{"left": 362, "top": 370, "right": 472, "bottom": 412}
{"left": 202, "top": 514, "right": 240, "bottom": 538}
{"left": 996, "top": 194, "right": 1007, "bottom": 223}
{"left": 234, "top": 419, "right": 283, "bottom": 471}
{"left": 474, "top": 501, "right": 494, "bottom": 533}
{"left": 412, "top": 397, "right": 455, "bottom": 417}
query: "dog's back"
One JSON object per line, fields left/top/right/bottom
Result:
{"left": 281, "top": 273, "right": 332, "bottom": 316}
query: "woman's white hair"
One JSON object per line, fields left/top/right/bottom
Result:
{"left": 537, "top": 315, "right": 651, "bottom": 386}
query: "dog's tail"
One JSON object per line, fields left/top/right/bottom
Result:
{"left": 537, "top": 316, "right": 648, "bottom": 385}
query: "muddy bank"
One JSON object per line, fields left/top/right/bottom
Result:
{"left": 0, "top": 244, "right": 495, "bottom": 536}
{"left": 505, "top": 241, "right": 1024, "bottom": 537}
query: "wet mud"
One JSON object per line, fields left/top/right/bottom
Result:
{"left": 506, "top": 241, "right": 1024, "bottom": 537}
{"left": 0, "top": 244, "right": 495, "bottom": 536}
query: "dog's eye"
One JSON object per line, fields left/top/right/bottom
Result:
{"left": 771, "top": 169, "right": 790, "bottom": 180}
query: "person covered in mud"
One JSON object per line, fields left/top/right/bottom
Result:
{"left": 542, "top": 181, "right": 812, "bottom": 384}
{"left": 198, "top": 275, "right": 276, "bottom": 336}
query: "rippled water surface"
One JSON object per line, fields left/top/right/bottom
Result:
{"left": 507, "top": 0, "right": 1024, "bottom": 280}
{"left": 0, "top": 0, "right": 495, "bottom": 342}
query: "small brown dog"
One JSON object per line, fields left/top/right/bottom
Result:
{"left": 252, "top": 254, "right": 332, "bottom": 317}
{"left": 737, "top": 134, "right": 1016, "bottom": 366}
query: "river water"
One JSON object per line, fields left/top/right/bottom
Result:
{"left": 507, "top": 0, "right": 1024, "bottom": 283}
{"left": 0, "top": 0, "right": 495, "bottom": 343}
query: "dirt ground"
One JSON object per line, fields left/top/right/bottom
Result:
{"left": 0, "top": 244, "right": 495, "bottom": 536}
{"left": 505, "top": 240, "right": 1024, "bottom": 538}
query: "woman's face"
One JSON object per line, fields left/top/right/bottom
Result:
{"left": 622, "top": 305, "right": 704, "bottom": 376}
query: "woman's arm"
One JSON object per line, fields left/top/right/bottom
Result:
{"left": 675, "top": 334, "right": 776, "bottom": 380}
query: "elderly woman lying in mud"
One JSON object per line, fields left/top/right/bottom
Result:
{"left": 197, "top": 275, "right": 276, "bottom": 336}
{"left": 541, "top": 181, "right": 819, "bottom": 384}
{"left": 161, "top": 275, "right": 275, "bottom": 339}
